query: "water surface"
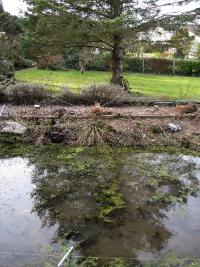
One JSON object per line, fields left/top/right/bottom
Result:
{"left": 0, "top": 147, "right": 200, "bottom": 266}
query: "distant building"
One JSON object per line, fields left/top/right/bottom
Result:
{"left": 148, "top": 26, "right": 200, "bottom": 59}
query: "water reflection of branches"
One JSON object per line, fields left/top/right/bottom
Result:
{"left": 30, "top": 148, "right": 200, "bottom": 259}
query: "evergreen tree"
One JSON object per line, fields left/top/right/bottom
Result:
{"left": 24, "top": 0, "right": 199, "bottom": 89}
{"left": 170, "top": 27, "right": 195, "bottom": 59}
{"left": 24, "top": 0, "right": 171, "bottom": 90}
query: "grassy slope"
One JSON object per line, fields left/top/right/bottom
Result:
{"left": 15, "top": 68, "right": 200, "bottom": 99}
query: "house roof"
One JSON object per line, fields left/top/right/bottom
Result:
{"left": 149, "top": 26, "right": 200, "bottom": 44}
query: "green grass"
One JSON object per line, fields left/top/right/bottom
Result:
{"left": 15, "top": 68, "right": 200, "bottom": 99}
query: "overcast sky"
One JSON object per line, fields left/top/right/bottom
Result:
{"left": 2, "top": 0, "right": 27, "bottom": 16}
{"left": 2, "top": 0, "right": 198, "bottom": 16}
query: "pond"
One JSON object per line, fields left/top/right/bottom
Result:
{"left": 0, "top": 146, "right": 200, "bottom": 266}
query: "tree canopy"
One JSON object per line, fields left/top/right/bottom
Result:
{"left": 170, "top": 27, "right": 195, "bottom": 59}
{"left": 23, "top": 0, "right": 199, "bottom": 89}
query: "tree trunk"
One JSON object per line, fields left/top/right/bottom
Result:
{"left": 111, "top": 35, "right": 129, "bottom": 91}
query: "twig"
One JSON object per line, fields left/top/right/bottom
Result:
{"left": 57, "top": 246, "right": 74, "bottom": 267}
{"left": 0, "top": 105, "right": 6, "bottom": 117}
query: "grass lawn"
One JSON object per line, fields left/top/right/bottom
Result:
{"left": 15, "top": 68, "right": 200, "bottom": 100}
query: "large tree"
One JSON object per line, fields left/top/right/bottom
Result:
{"left": 24, "top": 0, "right": 199, "bottom": 89}
{"left": 0, "top": 9, "right": 22, "bottom": 83}
{"left": 24, "top": 0, "right": 174, "bottom": 90}
{"left": 170, "top": 27, "right": 195, "bottom": 59}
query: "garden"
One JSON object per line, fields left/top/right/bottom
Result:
{"left": 1, "top": 0, "right": 200, "bottom": 266}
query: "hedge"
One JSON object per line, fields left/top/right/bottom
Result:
{"left": 88, "top": 56, "right": 200, "bottom": 76}
{"left": 37, "top": 53, "right": 200, "bottom": 76}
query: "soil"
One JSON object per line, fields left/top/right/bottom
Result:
{"left": 0, "top": 104, "right": 199, "bottom": 151}
{"left": 0, "top": 104, "right": 193, "bottom": 117}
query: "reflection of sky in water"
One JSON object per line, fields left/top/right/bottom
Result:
{"left": 163, "top": 196, "right": 200, "bottom": 257}
{"left": 0, "top": 157, "right": 56, "bottom": 266}
{"left": 0, "top": 152, "right": 200, "bottom": 265}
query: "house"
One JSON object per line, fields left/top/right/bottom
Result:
{"left": 145, "top": 26, "right": 200, "bottom": 59}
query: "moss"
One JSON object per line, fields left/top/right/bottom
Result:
{"left": 149, "top": 125, "right": 163, "bottom": 134}
{"left": 0, "top": 143, "right": 33, "bottom": 158}
{"left": 96, "top": 183, "right": 125, "bottom": 223}
{"left": 0, "top": 142, "right": 199, "bottom": 161}
{"left": 0, "top": 132, "right": 26, "bottom": 144}
{"left": 56, "top": 147, "right": 86, "bottom": 160}
{"left": 141, "top": 252, "right": 200, "bottom": 267}
{"left": 106, "top": 259, "right": 128, "bottom": 267}
{"left": 82, "top": 258, "right": 99, "bottom": 267}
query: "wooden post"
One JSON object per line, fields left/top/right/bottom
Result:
{"left": 142, "top": 57, "right": 145, "bottom": 73}
{"left": 172, "top": 58, "right": 176, "bottom": 75}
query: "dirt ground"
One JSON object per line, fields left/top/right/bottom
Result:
{"left": 0, "top": 104, "right": 198, "bottom": 117}
{"left": 0, "top": 104, "right": 190, "bottom": 117}
{"left": 0, "top": 104, "right": 199, "bottom": 150}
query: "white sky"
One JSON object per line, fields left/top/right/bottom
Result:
{"left": 2, "top": 0, "right": 198, "bottom": 16}
{"left": 2, "top": 0, "right": 27, "bottom": 16}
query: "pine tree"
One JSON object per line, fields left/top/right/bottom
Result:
{"left": 24, "top": 0, "right": 198, "bottom": 89}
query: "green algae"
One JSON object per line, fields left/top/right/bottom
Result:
{"left": 95, "top": 183, "right": 125, "bottom": 223}
{"left": 1, "top": 144, "right": 200, "bottom": 266}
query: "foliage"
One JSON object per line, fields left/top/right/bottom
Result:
{"left": 23, "top": 0, "right": 179, "bottom": 88}
{"left": 54, "top": 84, "right": 128, "bottom": 106}
{"left": 96, "top": 183, "right": 125, "bottom": 223}
{"left": 195, "top": 43, "right": 200, "bottom": 59}
{"left": 21, "top": 243, "right": 78, "bottom": 267}
{"left": 37, "top": 55, "right": 66, "bottom": 71}
{"left": 141, "top": 252, "right": 200, "bottom": 267}
{"left": 15, "top": 69, "right": 200, "bottom": 100}
{"left": 6, "top": 82, "right": 48, "bottom": 104}
{"left": 106, "top": 259, "right": 127, "bottom": 267}
{"left": 170, "top": 27, "right": 195, "bottom": 59}
{"left": 59, "top": 86, "right": 81, "bottom": 105}
{"left": 87, "top": 53, "right": 111, "bottom": 71}
{"left": 0, "top": 11, "right": 22, "bottom": 37}
{"left": 82, "top": 84, "right": 127, "bottom": 105}
{"left": 88, "top": 56, "right": 200, "bottom": 76}
{"left": 25, "top": 55, "right": 200, "bottom": 77}
{"left": 0, "top": 11, "right": 33, "bottom": 79}
{"left": 64, "top": 48, "right": 80, "bottom": 69}
{"left": 14, "top": 57, "right": 35, "bottom": 70}
{"left": 0, "top": 34, "right": 16, "bottom": 80}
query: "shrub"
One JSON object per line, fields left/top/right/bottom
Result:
{"left": 37, "top": 55, "right": 65, "bottom": 71}
{"left": 142, "top": 58, "right": 173, "bottom": 74}
{"left": 88, "top": 56, "right": 200, "bottom": 76}
{"left": 87, "top": 54, "right": 111, "bottom": 71}
{"left": 123, "top": 57, "right": 142, "bottom": 72}
{"left": 0, "top": 85, "right": 6, "bottom": 103}
{"left": 6, "top": 83, "right": 48, "bottom": 104}
{"left": 174, "top": 59, "right": 200, "bottom": 76}
{"left": 36, "top": 52, "right": 200, "bottom": 77}
{"left": 59, "top": 86, "right": 81, "bottom": 105}
{"left": 15, "top": 57, "right": 35, "bottom": 70}
{"left": 81, "top": 84, "right": 127, "bottom": 105}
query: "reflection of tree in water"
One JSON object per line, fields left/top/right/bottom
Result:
{"left": 30, "top": 148, "right": 200, "bottom": 259}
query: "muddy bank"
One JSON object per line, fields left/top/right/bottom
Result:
{"left": 0, "top": 105, "right": 199, "bottom": 151}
